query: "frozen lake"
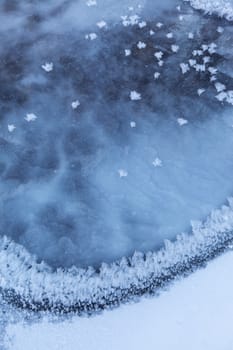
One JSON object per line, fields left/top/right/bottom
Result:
{"left": 1, "top": 0, "right": 233, "bottom": 269}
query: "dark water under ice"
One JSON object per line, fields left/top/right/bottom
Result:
{"left": 1, "top": 0, "right": 233, "bottom": 268}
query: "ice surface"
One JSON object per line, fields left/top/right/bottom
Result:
{"left": 1, "top": 0, "right": 233, "bottom": 269}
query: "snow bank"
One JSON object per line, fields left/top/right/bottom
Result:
{"left": 4, "top": 250, "right": 233, "bottom": 350}
{"left": 185, "top": 0, "right": 233, "bottom": 20}
{"left": 1, "top": 198, "right": 233, "bottom": 313}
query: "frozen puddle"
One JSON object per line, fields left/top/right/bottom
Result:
{"left": 1, "top": 0, "right": 233, "bottom": 275}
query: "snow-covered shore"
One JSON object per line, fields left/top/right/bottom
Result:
{"left": 5, "top": 250, "right": 233, "bottom": 350}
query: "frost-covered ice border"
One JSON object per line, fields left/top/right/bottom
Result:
{"left": 184, "top": 0, "right": 233, "bottom": 20}
{"left": 1, "top": 199, "right": 233, "bottom": 314}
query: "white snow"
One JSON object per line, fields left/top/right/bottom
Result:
{"left": 4, "top": 251, "right": 233, "bottom": 350}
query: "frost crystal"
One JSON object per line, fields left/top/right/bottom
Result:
{"left": 8, "top": 124, "right": 16, "bottom": 132}
{"left": 152, "top": 158, "right": 163, "bottom": 167}
{"left": 86, "top": 0, "right": 97, "bottom": 6}
{"left": 97, "top": 21, "right": 106, "bottom": 28}
{"left": 177, "top": 118, "right": 188, "bottom": 126}
{"left": 71, "top": 100, "right": 80, "bottom": 109}
{"left": 41, "top": 62, "right": 53, "bottom": 72}
{"left": 125, "top": 49, "right": 131, "bottom": 56}
{"left": 25, "top": 113, "right": 38, "bottom": 122}
{"left": 118, "top": 169, "right": 128, "bottom": 178}
{"left": 130, "top": 91, "right": 141, "bottom": 101}
{"left": 180, "top": 63, "right": 190, "bottom": 74}
{"left": 171, "top": 45, "right": 179, "bottom": 53}
{"left": 137, "top": 41, "right": 146, "bottom": 49}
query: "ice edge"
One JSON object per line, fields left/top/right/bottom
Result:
{"left": 1, "top": 198, "right": 233, "bottom": 313}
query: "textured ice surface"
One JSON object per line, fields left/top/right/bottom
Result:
{"left": 1, "top": 0, "right": 233, "bottom": 269}
{"left": 185, "top": 0, "right": 233, "bottom": 20}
